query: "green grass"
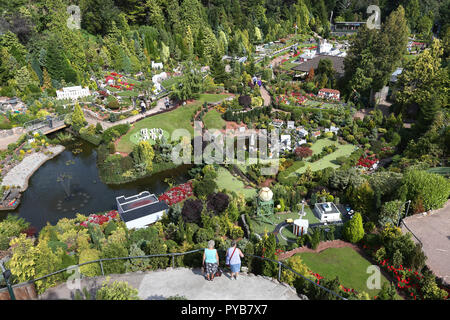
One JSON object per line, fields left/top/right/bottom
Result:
{"left": 198, "top": 93, "right": 231, "bottom": 103}
{"left": 302, "top": 99, "right": 339, "bottom": 109}
{"left": 215, "top": 166, "right": 256, "bottom": 199}
{"left": 117, "top": 91, "right": 140, "bottom": 97}
{"left": 116, "top": 94, "right": 230, "bottom": 153}
{"left": 289, "top": 139, "right": 358, "bottom": 176}
{"left": 116, "top": 103, "right": 199, "bottom": 153}
{"left": 203, "top": 109, "right": 226, "bottom": 130}
{"left": 296, "top": 247, "right": 398, "bottom": 298}
{"left": 249, "top": 206, "right": 320, "bottom": 238}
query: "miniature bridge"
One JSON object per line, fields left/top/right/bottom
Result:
{"left": 23, "top": 115, "right": 67, "bottom": 135}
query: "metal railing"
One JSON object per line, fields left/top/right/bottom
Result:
{"left": 23, "top": 115, "right": 67, "bottom": 133}
{"left": 3, "top": 248, "right": 347, "bottom": 300}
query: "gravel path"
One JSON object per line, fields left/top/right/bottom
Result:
{"left": 1, "top": 145, "right": 65, "bottom": 191}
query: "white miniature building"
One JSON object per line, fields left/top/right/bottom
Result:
{"left": 271, "top": 119, "right": 283, "bottom": 128}
{"left": 318, "top": 39, "right": 333, "bottom": 54}
{"left": 314, "top": 202, "right": 342, "bottom": 223}
{"left": 56, "top": 86, "right": 91, "bottom": 100}
{"left": 287, "top": 121, "right": 295, "bottom": 130}
{"left": 296, "top": 127, "right": 308, "bottom": 138}
{"left": 293, "top": 219, "right": 309, "bottom": 236}
{"left": 325, "top": 126, "right": 339, "bottom": 135}
{"left": 116, "top": 191, "right": 169, "bottom": 230}
{"left": 280, "top": 135, "right": 291, "bottom": 151}
{"left": 151, "top": 61, "right": 164, "bottom": 70}
{"left": 298, "top": 49, "right": 316, "bottom": 62}
{"left": 152, "top": 72, "right": 168, "bottom": 93}
{"left": 296, "top": 139, "right": 307, "bottom": 147}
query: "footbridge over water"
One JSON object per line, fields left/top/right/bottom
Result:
{"left": 23, "top": 115, "right": 67, "bottom": 135}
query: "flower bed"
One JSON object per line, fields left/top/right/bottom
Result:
{"left": 361, "top": 241, "right": 450, "bottom": 300}
{"left": 158, "top": 181, "right": 193, "bottom": 206}
{"left": 79, "top": 210, "right": 120, "bottom": 227}
{"left": 356, "top": 153, "right": 379, "bottom": 168}
{"left": 309, "top": 270, "right": 360, "bottom": 296}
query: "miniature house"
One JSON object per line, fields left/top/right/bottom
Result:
{"left": 116, "top": 191, "right": 169, "bottom": 230}
{"left": 314, "top": 202, "right": 342, "bottom": 223}
{"left": 56, "top": 86, "right": 91, "bottom": 100}
{"left": 293, "top": 219, "right": 309, "bottom": 236}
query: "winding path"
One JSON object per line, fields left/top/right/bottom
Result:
{"left": 85, "top": 98, "right": 168, "bottom": 129}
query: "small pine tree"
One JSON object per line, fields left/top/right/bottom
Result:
{"left": 71, "top": 102, "right": 87, "bottom": 132}
{"left": 343, "top": 212, "right": 365, "bottom": 243}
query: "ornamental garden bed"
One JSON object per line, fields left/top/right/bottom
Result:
{"left": 158, "top": 181, "right": 193, "bottom": 206}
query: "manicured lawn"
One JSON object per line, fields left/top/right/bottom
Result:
{"left": 116, "top": 94, "right": 230, "bottom": 153}
{"left": 198, "top": 93, "right": 231, "bottom": 103}
{"left": 289, "top": 139, "right": 358, "bottom": 176}
{"left": 302, "top": 99, "right": 339, "bottom": 109}
{"left": 295, "top": 247, "right": 398, "bottom": 299}
{"left": 117, "top": 91, "right": 140, "bottom": 97}
{"left": 203, "top": 109, "right": 226, "bottom": 130}
{"left": 249, "top": 206, "right": 320, "bottom": 238}
{"left": 116, "top": 103, "right": 200, "bottom": 153}
{"left": 215, "top": 166, "right": 256, "bottom": 199}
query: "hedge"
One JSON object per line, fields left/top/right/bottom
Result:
{"left": 80, "top": 132, "right": 102, "bottom": 146}
{"left": 102, "top": 124, "right": 130, "bottom": 143}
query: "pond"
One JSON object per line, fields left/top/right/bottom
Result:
{"left": 0, "top": 138, "right": 191, "bottom": 231}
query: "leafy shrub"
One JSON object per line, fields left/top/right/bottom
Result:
{"left": 101, "top": 242, "right": 128, "bottom": 275}
{"left": 343, "top": 213, "right": 365, "bottom": 243}
{"left": 96, "top": 277, "right": 139, "bottom": 300}
{"left": 206, "top": 192, "right": 229, "bottom": 215}
{"left": 104, "top": 221, "right": 118, "bottom": 237}
{"left": 193, "top": 179, "right": 217, "bottom": 198}
{"left": 195, "top": 228, "right": 214, "bottom": 243}
{"left": 181, "top": 199, "right": 203, "bottom": 224}
{"left": 400, "top": 170, "right": 450, "bottom": 212}
{"left": 0, "top": 214, "right": 30, "bottom": 250}
{"left": 102, "top": 124, "right": 130, "bottom": 143}
{"left": 229, "top": 226, "right": 244, "bottom": 240}
{"left": 79, "top": 248, "right": 102, "bottom": 277}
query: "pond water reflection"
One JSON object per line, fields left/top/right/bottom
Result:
{"left": 0, "top": 139, "right": 190, "bottom": 231}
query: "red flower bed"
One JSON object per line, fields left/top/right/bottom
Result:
{"left": 158, "top": 181, "right": 193, "bottom": 206}
{"left": 79, "top": 210, "right": 119, "bottom": 227}
{"left": 361, "top": 241, "right": 449, "bottom": 300}
{"left": 357, "top": 154, "right": 379, "bottom": 168}
{"left": 309, "top": 270, "right": 360, "bottom": 295}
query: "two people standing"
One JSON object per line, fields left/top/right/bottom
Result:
{"left": 202, "top": 240, "right": 244, "bottom": 281}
